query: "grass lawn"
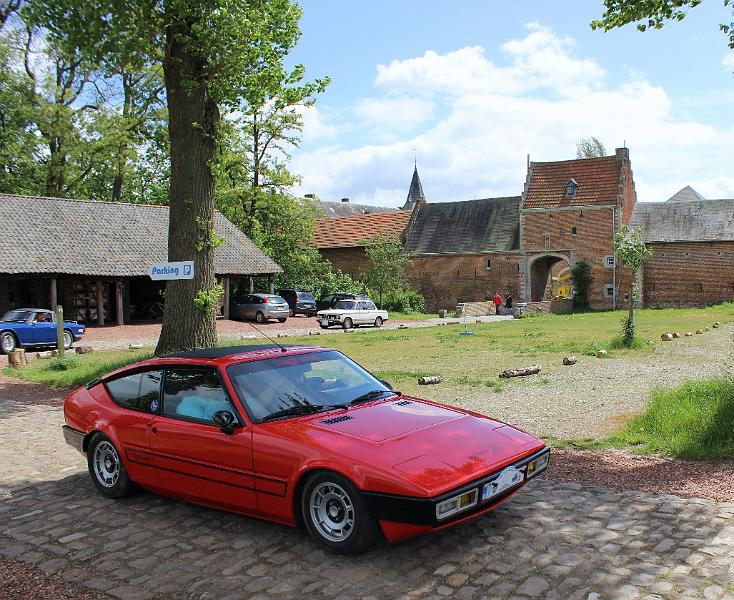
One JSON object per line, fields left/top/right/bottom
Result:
{"left": 388, "top": 311, "right": 436, "bottom": 321}
{"left": 6, "top": 304, "right": 733, "bottom": 396}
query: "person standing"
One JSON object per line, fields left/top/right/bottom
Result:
{"left": 505, "top": 292, "right": 513, "bottom": 315}
{"left": 493, "top": 292, "right": 503, "bottom": 315}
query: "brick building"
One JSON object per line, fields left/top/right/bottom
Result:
{"left": 313, "top": 149, "right": 734, "bottom": 312}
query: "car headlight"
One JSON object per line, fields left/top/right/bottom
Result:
{"left": 525, "top": 451, "right": 550, "bottom": 479}
{"left": 436, "top": 489, "right": 478, "bottom": 520}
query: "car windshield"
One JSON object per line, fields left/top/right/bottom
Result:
{"left": 227, "top": 350, "right": 393, "bottom": 421}
{"left": 334, "top": 300, "right": 356, "bottom": 310}
{"left": 297, "top": 292, "right": 315, "bottom": 301}
{"left": 1, "top": 310, "right": 34, "bottom": 322}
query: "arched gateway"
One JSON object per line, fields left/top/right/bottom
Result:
{"left": 528, "top": 253, "right": 572, "bottom": 302}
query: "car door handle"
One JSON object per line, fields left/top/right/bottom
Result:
{"left": 151, "top": 426, "right": 157, "bottom": 433}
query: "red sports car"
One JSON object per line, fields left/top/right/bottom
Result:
{"left": 63, "top": 344, "right": 549, "bottom": 553}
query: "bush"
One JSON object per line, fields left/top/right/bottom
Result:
{"left": 378, "top": 288, "right": 426, "bottom": 313}
{"left": 571, "top": 260, "right": 592, "bottom": 311}
{"left": 610, "top": 378, "right": 734, "bottom": 458}
{"left": 44, "top": 356, "right": 79, "bottom": 371}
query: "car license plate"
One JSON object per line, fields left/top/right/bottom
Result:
{"left": 481, "top": 466, "right": 524, "bottom": 501}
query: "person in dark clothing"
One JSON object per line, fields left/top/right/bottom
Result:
{"left": 505, "top": 293, "right": 513, "bottom": 313}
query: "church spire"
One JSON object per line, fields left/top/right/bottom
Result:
{"left": 402, "top": 163, "right": 426, "bottom": 211}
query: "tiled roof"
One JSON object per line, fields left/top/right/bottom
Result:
{"left": 312, "top": 211, "right": 413, "bottom": 249}
{"left": 631, "top": 199, "right": 734, "bottom": 243}
{"left": 0, "top": 193, "right": 281, "bottom": 276}
{"left": 403, "top": 197, "right": 520, "bottom": 255}
{"left": 311, "top": 200, "right": 398, "bottom": 218}
{"left": 525, "top": 155, "right": 621, "bottom": 208}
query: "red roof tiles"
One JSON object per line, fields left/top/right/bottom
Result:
{"left": 525, "top": 156, "right": 621, "bottom": 209}
{"left": 312, "top": 211, "right": 413, "bottom": 249}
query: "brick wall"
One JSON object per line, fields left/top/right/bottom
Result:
{"left": 318, "top": 247, "right": 370, "bottom": 279}
{"left": 642, "top": 241, "right": 734, "bottom": 307}
{"left": 405, "top": 253, "right": 522, "bottom": 312}
{"left": 522, "top": 206, "right": 618, "bottom": 309}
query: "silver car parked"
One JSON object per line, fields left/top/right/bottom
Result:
{"left": 231, "top": 294, "right": 290, "bottom": 324}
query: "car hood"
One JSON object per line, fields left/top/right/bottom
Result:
{"left": 303, "top": 397, "right": 544, "bottom": 495}
{"left": 317, "top": 309, "right": 348, "bottom": 316}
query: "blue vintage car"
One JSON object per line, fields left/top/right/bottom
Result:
{"left": 0, "top": 308, "right": 86, "bottom": 354}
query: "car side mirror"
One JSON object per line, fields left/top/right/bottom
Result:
{"left": 378, "top": 379, "right": 393, "bottom": 390}
{"left": 212, "top": 410, "right": 237, "bottom": 435}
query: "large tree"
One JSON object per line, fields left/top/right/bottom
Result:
{"left": 30, "top": 0, "right": 305, "bottom": 354}
{"left": 592, "top": 1, "right": 733, "bottom": 49}
{"left": 576, "top": 136, "right": 607, "bottom": 159}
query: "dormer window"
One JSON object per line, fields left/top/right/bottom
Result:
{"left": 565, "top": 178, "right": 578, "bottom": 199}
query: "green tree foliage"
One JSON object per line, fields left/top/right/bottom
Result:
{"left": 363, "top": 235, "right": 410, "bottom": 309}
{"left": 29, "top": 0, "right": 307, "bottom": 354}
{"left": 592, "top": 0, "right": 733, "bottom": 49}
{"left": 576, "top": 136, "right": 607, "bottom": 158}
{"left": 571, "top": 260, "right": 593, "bottom": 311}
{"left": 614, "top": 224, "right": 653, "bottom": 347}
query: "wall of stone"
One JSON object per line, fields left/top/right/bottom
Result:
{"left": 318, "top": 247, "right": 370, "bottom": 280}
{"left": 405, "top": 253, "right": 522, "bottom": 312}
{"left": 642, "top": 241, "right": 734, "bottom": 307}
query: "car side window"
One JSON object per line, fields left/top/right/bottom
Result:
{"left": 357, "top": 301, "right": 367, "bottom": 310}
{"left": 365, "top": 302, "right": 377, "bottom": 310}
{"left": 162, "top": 369, "right": 236, "bottom": 424}
{"left": 106, "top": 370, "right": 162, "bottom": 413}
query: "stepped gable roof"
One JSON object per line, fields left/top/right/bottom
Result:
{"left": 402, "top": 165, "right": 426, "bottom": 211}
{"left": 631, "top": 199, "right": 734, "bottom": 243}
{"left": 312, "top": 210, "right": 413, "bottom": 249}
{"left": 403, "top": 196, "right": 520, "bottom": 255}
{"left": 666, "top": 185, "right": 707, "bottom": 203}
{"left": 525, "top": 155, "right": 621, "bottom": 209}
{"left": 313, "top": 200, "right": 397, "bottom": 218}
{"left": 0, "top": 193, "right": 281, "bottom": 276}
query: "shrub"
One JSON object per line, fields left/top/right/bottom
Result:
{"left": 44, "top": 356, "right": 79, "bottom": 371}
{"left": 379, "top": 288, "right": 426, "bottom": 313}
{"left": 571, "top": 260, "right": 592, "bottom": 311}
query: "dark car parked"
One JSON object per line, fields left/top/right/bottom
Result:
{"left": 316, "top": 292, "right": 366, "bottom": 312}
{"left": 277, "top": 289, "right": 318, "bottom": 317}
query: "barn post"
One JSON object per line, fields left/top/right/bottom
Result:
{"left": 96, "top": 280, "right": 105, "bottom": 325}
{"left": 268, "top": 275, "right": 275, "bottom": 295}
{"left": 222, "top": 276, "right": 230, "bottom": 320}
{"left": 249, "top": 275, "right": 255, "bottom": 294}
{"left": 50, "top": 277, "right": 57, "bottom": 309}
{"left": 55, "top": 304, "right": 64, "bottom": 357}
{"left": 116, "top": 281, "right": 124, "bottom": 326}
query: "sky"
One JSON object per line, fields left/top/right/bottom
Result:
{"left": 286, "top": 0, "right": 734, "bottom": 207}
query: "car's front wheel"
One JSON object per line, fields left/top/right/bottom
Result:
{"left": 87, "top": 434, "right": 137, "bottom": 499}
{"left": 62, "top": 330, "right": 73, "bottom": 350}
{"left": 374, "top": 317, "right": 383, "bottom": 328}
{"left": 0, "top": 331, "right": 17, "bottom": 354}
{"left": 342, "top": 318, "right": 353, "bottom": 329}
{"left": 301, "top": 471, "right": 379, "bottom": 554}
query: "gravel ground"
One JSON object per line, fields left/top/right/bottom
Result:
{"left": 426, "top": 321, "right": 734, "bottom": 439}
{"left": 0, "top": 558, "right": 110, "bottom": 600}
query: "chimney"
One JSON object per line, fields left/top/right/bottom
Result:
{"left": 615, "top": 147, "right": 629, "bottom": 160}
{"left": 340, "top": 197, "right": 350, "bottom": 203}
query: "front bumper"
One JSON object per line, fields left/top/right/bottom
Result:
{"left": 62, "top": 425, "right": 85, "bottom": 453}
{"left": 362, "top": 447, "right": 550, "bottom": 527}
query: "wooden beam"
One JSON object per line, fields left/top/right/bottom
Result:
{"left": 222, "top": 276, "right": 230, "bottom": 320}
{"left": 268, "top": 275, "right": 275, "bottom": 295}
{"left": 249, "top": 275, "right": 255, "bottom": 294}
{"left": 116, "top": 282, "right": 124, "bottom": 326}
{"left": 96, "top": 280, "right": 104, "bottom": 325}
{"left": 50, "top": 277, "right": 57, "bottom": 309}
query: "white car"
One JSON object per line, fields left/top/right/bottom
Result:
{"left": 317, "top": 298, "right": 388, "bottom": 329}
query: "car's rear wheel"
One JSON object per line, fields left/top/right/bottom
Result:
{"left": 0, "top": 331, "right": 17, "bottom": 354}
{"left": 62, "top": 330, "right": 73, "bottom": 350}
{"left": 301, "top": 471, "right": 379, "bottom": 554}
{"left": 278, "top": 318, "right": 287, "bottom": 323}
{"left": 343, "top": 318, "right": 353, "bottom": 330}
{"left": 255, "top": 311, "right": 266, "bottom": 324}
{"left": 87, "top": 434, "right": 137, "bottom": 499}
{"left": 374, "top": 317, "right": 383, "bottom": 328}
{"left": 320, "top": 324, "right": 329, "bottom": 329}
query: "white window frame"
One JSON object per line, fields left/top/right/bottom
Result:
{"left": 603, "top": 255, "right": 615, "bottom": 268}
{"left": 603, "top": 284, "right": 615, "bottom": 298}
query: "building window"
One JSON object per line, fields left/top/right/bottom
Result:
{"left": 565, "top": 179, "right": 578, "bottom": 199}
{"left": 544, "top": 233, "right": 551, "bottom": 250}
{"left": 571, "top": 227, "right": 577, "bottom": 236}
{"left": 559, "top": 228, "right": 565, "bottom": 236}
{"left": 485, "top": 259, "right": 491, "bottom": 271}
{"left": 603, "top": 255, "right": 615, "bottom": 268}
{"left": 603, "top": 284, "right": 614, "bottom": 298}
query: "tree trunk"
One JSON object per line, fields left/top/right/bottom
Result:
{"left": 629, "top": 280, "right": 634, "bottom": 323}
{"left": 155, "top": 17, "right": 218, "bottom": 355}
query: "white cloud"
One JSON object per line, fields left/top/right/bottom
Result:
{"left": 297, "top": 105, "right": 340, "bottom": 143}
{"left": 292, "top": 25, "right": 734, "bottom": 205}
{"left": 723, "top": 53, "right": 734, "bottom": 70}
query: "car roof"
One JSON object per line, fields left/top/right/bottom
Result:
{"left": 8, "top": 307, "right": 50, "bottom": 312}
{"left": 163, "top": 344, "right": 302, "bottom": 359}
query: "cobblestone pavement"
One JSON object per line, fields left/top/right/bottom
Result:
{"left": 2, "top": 399, "right": 734, "bottom": 599}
